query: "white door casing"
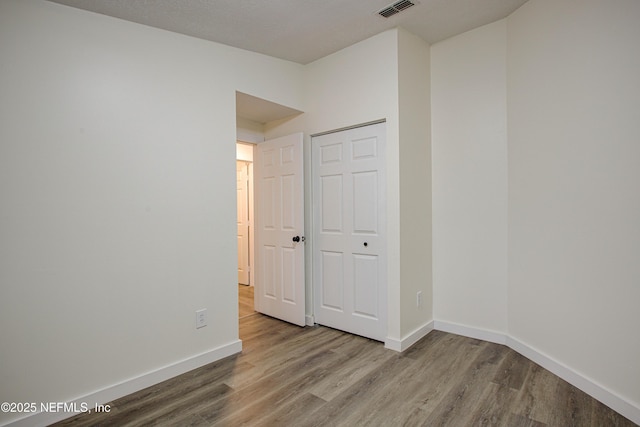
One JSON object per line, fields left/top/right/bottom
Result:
{"left": 312, "top": 122, "right": 387, "bottom": 341}
{"left": 254, "top": 133, "right": 305, "bottom": 326}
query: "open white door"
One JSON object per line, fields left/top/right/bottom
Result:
{"left": 254, "top": 133, "right": 305, "bottom": 326}
{"left": 237, "top": 161, "right": 250, "bottom": 285}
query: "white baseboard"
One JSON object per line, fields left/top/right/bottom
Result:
{"left": 432, "top": 321, "right": 639, "bottom": 425}
{"left": 3, "top": 340, "right": 242, "bottom": 427}
{"left": 433, "top": 320, "right": 507, "bottom": 345}
{"left": 385, "top": 320, "right": 434, "bottom": 352}
{"left": 506, "top": 336, "right": 640, "bottom": 426}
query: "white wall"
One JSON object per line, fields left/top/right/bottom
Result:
{"left": 431, "top": 2, "right": 640, "bottom": 420}
{"left": 0, "top": 1, "right": 303, "bottom": 425}
{"left": 507, "top": 0, "right": 640, "bottom": 412}
{"left": 397, "top": 28, "right": 433, "bottom": 337}
{"left": 431, "top": 20, "right": 508, "bottom": 335}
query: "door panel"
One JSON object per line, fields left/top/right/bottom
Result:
{"left": 282, "top": 174, "right": 295, "bottom": 228}
{"left": 353, "top": 254, "right": 378, "bottom": 318}
{"left": 312, "top": 123, "right": 386, "bottom": 341}
{"left": 320, "top": 250, "right": 344, "bottom": 311}
{"left": 321, "top": 175, "right": 343, "bottom": 232}
{"left": 282, "top": 247, "right": 297, "bottom": 302}
{"left": 262, "top": 177, "right": 276, "bottom": 229}
{"left": 353, "top": 171, "right": 378, "bottom": 233}
{"left": 254, "top": 133, "right": 305, "bottom": 326}
{"left": 263, "top": 245, "right": 276, "bottom": 298}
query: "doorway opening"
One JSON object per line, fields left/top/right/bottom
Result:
{"left": 236, "top": 141, "right": 256, "bottom": 319}
{"left": 234, "top": 91, "right": 304, "bottom": 323}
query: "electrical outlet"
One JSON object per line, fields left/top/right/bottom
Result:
{"left": 417, "top": 291, "right": 422, "bottom": 308}
{"left": 196, "top": 309, "right": 207, "bottom": 329}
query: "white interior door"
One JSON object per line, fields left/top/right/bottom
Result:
{"left": 312, "top": 122, "right": 386, "bottom": 341}
{"left": 254, "top": 133, "right": 305, "bottom": 326}
{"left": 237, "top": 161, "right": 250, "bottom": 285}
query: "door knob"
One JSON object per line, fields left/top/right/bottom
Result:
{"left": 364, "top": 242, "right": 368, "bottom": 247}
{"left": 293, "top": 236, "right": 305, "bottom": 243}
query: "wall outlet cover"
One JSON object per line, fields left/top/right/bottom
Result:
{"left": 196, "top": 309, "right": 207, "bottom": 329}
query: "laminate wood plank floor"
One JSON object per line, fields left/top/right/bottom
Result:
{"left": 238, "top": 284, "right": 255, "bottom": 319}
{"left": 55, "top": 313, "right": 636, "bottom": 426}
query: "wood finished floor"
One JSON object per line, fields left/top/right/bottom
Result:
{"left": 239, "top": 284, "right": 255, "bottom": 319}
{"left": 54, "top": 289, "right": 636, "bottom": 427}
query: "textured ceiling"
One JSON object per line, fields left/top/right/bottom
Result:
{"left": 47, "top": 0, "right": 528, "bottom": 65}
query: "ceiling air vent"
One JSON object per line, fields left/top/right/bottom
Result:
{"left": 378, "top": 0, "right": 415, "bottom": 18}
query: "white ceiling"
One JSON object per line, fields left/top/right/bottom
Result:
{"left": 47, "top": 0, "right": 527, "bottom": 65}
{"left": 46, "top": 0, "right": 528, "bottom": 123}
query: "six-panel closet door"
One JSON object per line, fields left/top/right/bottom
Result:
{"left": 312, "top": 122, "right": 387, "bottom": 341}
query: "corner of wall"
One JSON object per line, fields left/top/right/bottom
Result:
{"left": 397, "top": 27, "right": 433, "bottom": 338}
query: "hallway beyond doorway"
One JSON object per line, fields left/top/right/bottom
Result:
{"left": 239, "top": 284, "right": 255, "bottom": 318}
